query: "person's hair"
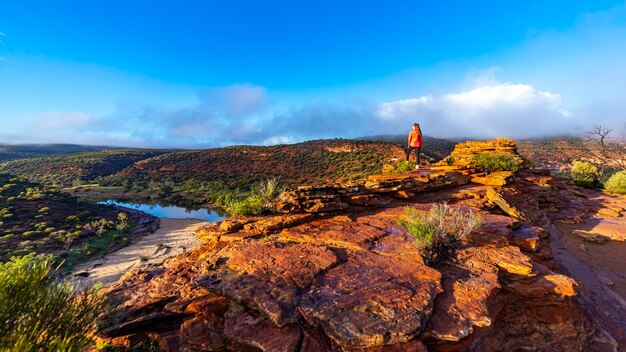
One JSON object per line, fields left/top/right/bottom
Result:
{"left": 413, "top": 123, "right": 422, "bottom": 134}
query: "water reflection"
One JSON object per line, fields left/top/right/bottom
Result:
{"left": 99, "top": 200, "right": 226, "bottom": 222}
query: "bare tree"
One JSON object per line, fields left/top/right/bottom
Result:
{"left": 584, "top": 124, "right": 626, "bottom": 171}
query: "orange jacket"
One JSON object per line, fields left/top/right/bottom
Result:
{"left": 408, "top": 128, "right": 422, "bottom": 147}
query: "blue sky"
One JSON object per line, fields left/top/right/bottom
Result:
{"left": 1, "top": 1, "right": 625, "bottom": 147}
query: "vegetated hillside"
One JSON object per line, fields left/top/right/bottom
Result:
{"left": 0, "top": 149, "right": 170, "bottom": 186}
{"left": 0, "top": 174, "right": 151, "bottom": 266}
{"left": 517, "top": 137, "right": 626, "bottom": 171}
{"left": 109, "top": 139, "right": 408, "bottom": 189}
{"left": 357, "top": 135, "right": 457, "bottom": 160}
{"left": 0, "top": 138, "right": 454, "bottom": 192}
{"left": 0, "top": 143, "right": 120, "bottom": 162}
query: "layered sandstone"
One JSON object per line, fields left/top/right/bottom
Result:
{"left": 273, "top": 171, "right": 471, "bottom": 214}
{"left": 437, "top": 139, "right": 519, "bottom": 168}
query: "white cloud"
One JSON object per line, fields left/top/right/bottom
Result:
{"left": 377, "top": 97, "right": 430, "bottom": 120}
{"left": 262, "top": 135, "right": 296, "bottom": 145}
{"left": 374, "top": 83, "right": 577, "bottom": 139}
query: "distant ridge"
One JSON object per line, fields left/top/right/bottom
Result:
{"left": 0, "top": 144, "right": 124, "bottom": 162}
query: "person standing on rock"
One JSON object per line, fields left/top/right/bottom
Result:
{"left": 405, "top": 122, "right": 423, "bottom": 169}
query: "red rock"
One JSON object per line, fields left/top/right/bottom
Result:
{"left": 392, "top": 190, "right": 416, "bottom": 199}
{"left": 150, "top": 330, "right": 180, "bottom": 352}
{"left": 299, "top": 251, "right": 442, "bottom": 349}
{"left": 468, "top": 213, "right": 517, "bottom": 247}
{"left": 598, "top": 207, "right": 621, "bottom": 218}
{"left": 429, "top": 269, "right": 500, "bottom": 342}
{"left": 505, "top": 274, "right": 577, "bottom": 298}
{"left": 224, "top": 309, "right": 302, "bottom": 352}
{"left": 510, "top": 225, "right": 543, "bottom": 251}
{"left": 524, "top": 175, "right": 553, "bottom": 184}
{"left": 300, "top": 331, "right": 333, "bottom": 352}
{"left": 196, "top": 242, "right": 338, "bottom": 327}
{"left": 279, "top": 217, "right": 389, "bottom": 250}
{"left": 345, "top": 194, "right": 392, "bottom": 206}
{"left": 184, "top": 294, "right": 230, "bottom": 316}
{"left": 219, "top": 217, "right": 251, "bottom": 233}
{"left": 354, "top": 340, "right": 428, "bottom": 352}
{"left": 474, "top": 246, "right": 534, "bottom": 277}
{"left": 180, "top": 316, "right": 225, "bottom": 351}
{"left": 274, "top": 171, "right": 470, "bottom": 213}
{"left": 471, "top": 171, "right": 513, "bottom": 186}
{"left": 485, "top": 186, "right": 525, "bottom": 220}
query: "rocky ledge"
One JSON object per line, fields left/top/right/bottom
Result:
{"left": 94, "top": 140, "right": 618, "bottom": 351}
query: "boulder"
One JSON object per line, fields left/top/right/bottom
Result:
{"left": 471, "top": 171, "right": 513, "bottom": 186}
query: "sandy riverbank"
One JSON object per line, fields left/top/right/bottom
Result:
{"left": 72, "top": 218, "right": 208, "bottom": 287}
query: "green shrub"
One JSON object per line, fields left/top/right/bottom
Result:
{"left": 0, "top": 234, "right": 14, "bottom": 243}
{"left": 0, "top": 254, "right": 107, "bottom": 351}
{"left": 383, "top": 160, "right": 416, "bottom": 174}
{"left": 570, "top": 161, "right": 600, "bottom": 187}
{"left": 65, "top": 215, "right": 78, "bottom": 222}
{"left": 445, "top": 157, "right": 456, "bottom": 166}
{"left": 604, "top": 171, "right": 626, "bottom": 194}
{"left": 21, "top": 231, "right": 36, "bottom": 238}
{"left": 396, "top": 203, "right": 482, "bottom": 265}
{"left": 83, "top": 219, "right": 113, "bottom": 237}
{"left": 473, "top": 153, "right": 523, "bottom": 174}
{"left": 227, "top": 195, "right": 265, "bottom": 216}
{"left": 226, "top": 179, "right": 282, "bottom": 216}
{"left": 115, "top": 212, "right": 130, "bottom": 233}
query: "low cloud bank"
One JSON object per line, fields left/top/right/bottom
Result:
{"left": 376, "top": 83, "right": 577, "bottom": 139}
{"left": 2, "top": 82, "right": 623, "bottom": 148}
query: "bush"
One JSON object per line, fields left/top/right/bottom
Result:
{"left": 227, "top": 195, "right": 265, "bottom": 216}
{"left": 383, "top": 160, "right": 416, "bottom": 174}
{"left": 65, "top": 215, "right": 78, "bottom": 222}
{"left": 604, "top": 171, "right": 626, "bottom": 194}
{"left": 0, "top": 254, "right": 107, "bottom": 351}
{"left": 83, "top": 219, "right": 113, "bottom": 237}
{"left": 226, "top": 179, "right": 282, "bottom": 216}
{"left": 396, "top": 203, "right": 482, "bottom": 265}
{"left": 115, "top": 212, "right": 130, "bottom": 233}
{"left": 473, "top": 153, "right": 524, "bottom": 174}
{"left": 570, "top": 161, "right": 600, "bottom": 187}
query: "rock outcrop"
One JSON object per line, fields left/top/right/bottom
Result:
{"left": 437, "top": 139, "right": 520, "bottom": 168}
{"left": 274, "top": 171, "right": 471, "bottom": 214}
{"left": 94, "top": 140, "right": 619, "bottom": 352}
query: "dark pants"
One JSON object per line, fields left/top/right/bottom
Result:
{"left": 405, "top": 146, "right": 421, "bottom": 163}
